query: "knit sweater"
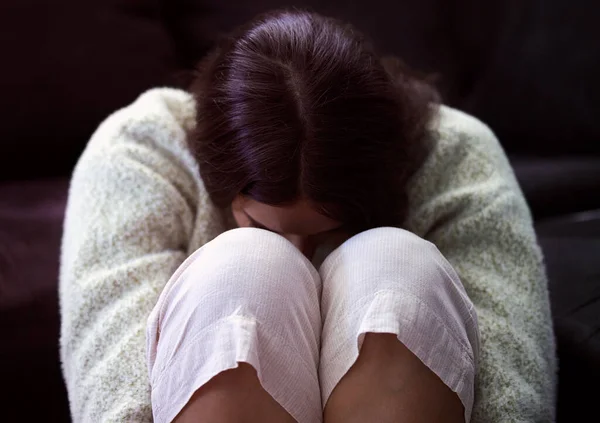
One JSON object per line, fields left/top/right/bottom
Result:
{"left": 59, "top": 88, "right": 556, "bottom": 422}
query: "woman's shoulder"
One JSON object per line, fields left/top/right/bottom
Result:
{"left": 109, "top": 87, "right": 195, "bottom": 131}
{"left": 420, "top": 104, "right": 515, "bottom": 181}
{"left": 83, "top": 88, "right": 196, "bottom": 159}
{"left": 405, "top": 104, "right": 524, "bottom": 235}
{"left": 433, "top": 105, "right": 500, "bottom": 152}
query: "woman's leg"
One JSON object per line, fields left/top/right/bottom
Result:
{"left": 146, "top": 228, "right": 323, "bottom": 423}
{"left": 172, "top": 363, "right": 294, "bottom": 423}
{"left": 319, "top": 227, "right": 480, "bottom": 423}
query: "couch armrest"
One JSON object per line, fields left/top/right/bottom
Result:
{"left": 510, "top": 156, "right": 600, "bottom": 220}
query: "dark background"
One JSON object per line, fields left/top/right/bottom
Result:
{"left": 1, "top": 0, "right": 598, "bottom": 421}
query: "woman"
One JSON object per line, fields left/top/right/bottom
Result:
{"left": 60, "top": 10, "right": 556, "bottom": 423}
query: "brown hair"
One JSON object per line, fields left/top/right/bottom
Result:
{"left": 189, "top": 9, "right": 438, "bottom": 233}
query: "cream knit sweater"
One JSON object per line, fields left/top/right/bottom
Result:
{"left": 60, "top": 88, "right": 556, "bottom": 422}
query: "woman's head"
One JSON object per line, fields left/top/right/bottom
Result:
{"left": 189, "top": 9, "right": 437, "bottom": 254}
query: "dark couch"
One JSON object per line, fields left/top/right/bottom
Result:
{"left": 1, "top": 1, "right": 598, "bottom": 421}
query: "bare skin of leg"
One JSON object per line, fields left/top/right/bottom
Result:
{"left": 173, "top": 362, "right": 296, "bottom": 423}
{"left": 173, "top": 334, "right": 465, "bottom": 423}
{"left": 324, "top": 333, "right": 465, "bottom": 423}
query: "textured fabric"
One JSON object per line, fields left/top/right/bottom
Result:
{"left": 403, "top": 107, "right": 557, "bottom": 422}
{"left": 60, "top": 89, "right": 228, "bottom": 422}
{"left": 147, "top": 228, "right": 323, "bottom": 423}
{"left": 60, "top": 88, "right": 556, "bottom": 422}
{"left": 147, "top": 226, "right": 479, "bottom": 423}
{"left": 319, "top": 227, "right": 479, "bottom": 422}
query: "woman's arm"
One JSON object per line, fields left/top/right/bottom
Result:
{"left": 59, "top": 88, "right": 223, "bottom": 422}
{"left": 405, "top": 106, "right": 557, "bottom": 422}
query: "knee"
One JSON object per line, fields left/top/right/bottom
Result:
{"left": 320, "top": 228, "right": 480, "bottom": 418}
{"left": 172, "top": 228, "right": 320, "bottom": 310}
{"left": 209, "top": 227, "right": 307, "bottom": 263}
{"left": 191, "top": 228, "right": 315, "bottom": 283}
{"left": 148, "top": 226, "right": 322, "bottom": 354}
{"left": 346, "top": 227, "right": 442, "bottom": 263}
{"left": 321, "top": 227, "right": 451, "bottom": 286}
{"left": 320, "top": 226, "right": 479, "bottom": 356}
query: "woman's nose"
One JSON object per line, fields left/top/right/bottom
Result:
{"left": 286, "top": 235, "right": 316, "bottom": 259}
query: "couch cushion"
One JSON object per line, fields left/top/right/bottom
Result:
{"left": 160, "top": 0, "right": 468, "bottom": 93}
{"left": 536, "top": 212, "right": 600, "bottom": 422}
{"left": 0, "top": 179, "right": 68, "bottom": 309}
{"left": 0, "top": 0, "right": 177, "bottom": 181}
{"left": 457, "top": 0, "right": 600, "bottom": 155}
{"left": 511, "top": 156, "right": 600, "bottom": 219}
{"left": 161, "top": 0, "right": 600, "bottom": 157}
{"left": 0, "top": 178, "right": 70, "bottom": 421}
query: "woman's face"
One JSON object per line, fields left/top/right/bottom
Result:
{"left": 231, "top": 195, "right": 346, "bottom": 259}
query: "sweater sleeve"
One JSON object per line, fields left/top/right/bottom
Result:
{"left": 59, "top": 88, "right": 223, "bottom": 422}
{"left": 404, "top": 106, "right": 557, "bottom": 423}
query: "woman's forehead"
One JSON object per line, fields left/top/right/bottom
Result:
{"left": 240, "top": 196, "right": 342, "bottom": 236}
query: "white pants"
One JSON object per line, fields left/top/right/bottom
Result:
{"left": 146, "top": 228, "right": 480, "bottom": 423}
